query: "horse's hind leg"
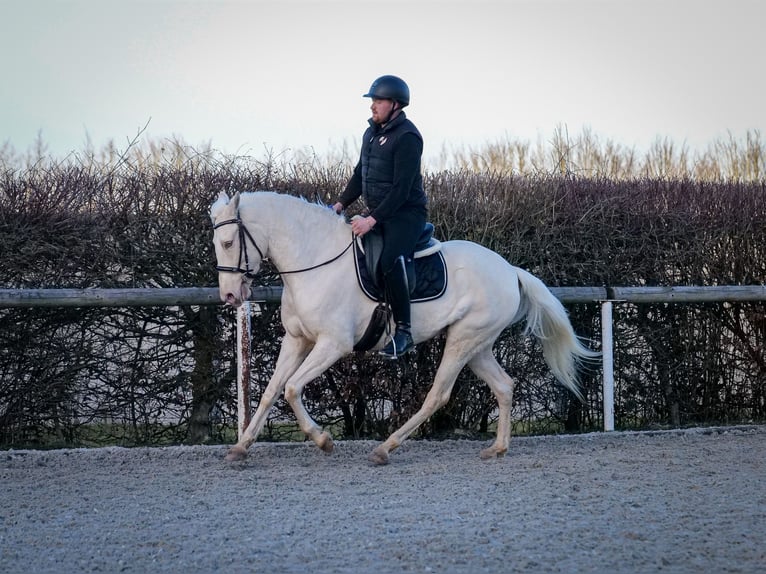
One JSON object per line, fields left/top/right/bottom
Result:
{"left": 369, "top": 338, "right": 470, "bottom": 465}
{"left": 467, "top": 349, "right": 515, "bottom": 460}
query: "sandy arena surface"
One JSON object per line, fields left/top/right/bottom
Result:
{"left": 1, "top": 426, "right": 765, "bottom": 573}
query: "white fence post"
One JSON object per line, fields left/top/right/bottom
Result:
{"left": 601, "top": 301, "right": 615, "bottom": 431}
{"left": 236, "top": 302, "right": 252, "bottom": 439}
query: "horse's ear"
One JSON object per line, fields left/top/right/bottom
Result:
{"left": 210, "top": 191, "right": 232, "bottom": 222}
{"left": 231, "top": 191, "right": 241, "bottom": 211}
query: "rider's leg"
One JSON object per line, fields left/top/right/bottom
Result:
{"left": 376, "top": 206, "right": 426, "bottom": 359}
{"left": 380, "top": 255, "right": 414, "bottom": 358}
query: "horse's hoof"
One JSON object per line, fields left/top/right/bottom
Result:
{"left": 317, "top": 431, "right": 334, "bottom": 454}
{"left": 225, "top": 445, "right": 248, "bottom": 462}
{"left": 368, "top": 446, "right": 390, "bottom": 466}
{"left": 479, "top": 446, "right": 507, "bottom": 460}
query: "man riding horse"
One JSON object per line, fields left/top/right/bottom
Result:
{"left": 332, "top": 75, "right": 427, "bottom": 359}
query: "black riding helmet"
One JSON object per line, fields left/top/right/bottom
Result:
{"left": 363, "top": 75, "right": 410, "bottom": 107}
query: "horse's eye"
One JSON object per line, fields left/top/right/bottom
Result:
{"left": 223, "top": 240, "right": 233, "bottom": 249}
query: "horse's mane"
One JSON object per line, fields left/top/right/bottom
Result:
{"left": 238, "top": 191, "right": 347, "bottom": 233}
{"left": 210, "top": 190, "right": 345, "bottom": 232}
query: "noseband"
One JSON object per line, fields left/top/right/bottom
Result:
{"left": 213, "top": 216, "right": 264, "bottom": 279}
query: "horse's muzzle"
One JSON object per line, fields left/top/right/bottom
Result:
{"left": 220, "top": 282, "right": 251, "bottom": 307}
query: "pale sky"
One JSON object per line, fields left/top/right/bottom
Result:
{"left": 1, "top": 0, "right": 764, "bottom": 166}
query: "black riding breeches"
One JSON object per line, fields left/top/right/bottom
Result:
{"left": 377, "top": 206, "right": 427, "bottom": 275}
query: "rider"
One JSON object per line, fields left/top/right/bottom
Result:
{"left": 332, "top": 75, "right": 428, "bottom": 358}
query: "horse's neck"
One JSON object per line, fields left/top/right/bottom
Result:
{"left": 243, "top": 195, "right": 348, "bottom": 276}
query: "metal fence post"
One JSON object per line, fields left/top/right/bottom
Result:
{"left": 236, "top": 302, "right": 252, "bottom": 438}
{"left": 601, "top": 301, "right": 615, "bottom": 431}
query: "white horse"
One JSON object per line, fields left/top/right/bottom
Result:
{"left": 210, "top": 190, "right": 598, "bottom": 464}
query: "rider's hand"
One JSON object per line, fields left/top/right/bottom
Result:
{"left": 332, "top": 202, "right": 344, "bottom": 214}
{"left": 351, "top": 215, "right": 376, "bottom": 237}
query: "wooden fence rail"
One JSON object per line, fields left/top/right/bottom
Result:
{"left": 2, "top": 285, "right": 764, "bottom": 435}
{"left": 2, "top": 285, "right": 764, "bottom": 308}
{"left": 0, "top": 286, "right": 280, "bottom": 308}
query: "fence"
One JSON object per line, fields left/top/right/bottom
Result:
{"left": 1, "top": 285, "right": 764, "bottom": 437}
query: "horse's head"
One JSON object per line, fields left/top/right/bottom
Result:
{"left": 210, "top": 191, "right": 264, "bottom": 306}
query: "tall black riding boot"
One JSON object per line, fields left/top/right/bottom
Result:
{"left": 380, "top": 256, "right": 415, "bottom": 359}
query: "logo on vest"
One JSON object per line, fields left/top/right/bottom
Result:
{"left": 378, "top": 136, "right": 388, "bottom": 146}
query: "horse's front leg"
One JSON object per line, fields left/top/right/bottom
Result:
{"left": 283, "top": 338, "right": 347, "bottom": 453}
{"left": 225, "top": 334, "right": 311, "bottom": 461}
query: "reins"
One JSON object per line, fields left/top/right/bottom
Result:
{"left": 278, "top": 239, "right": 354, "bottom": 275}
{"left": 213, "top": 213, "right": 354, "bottom": 277}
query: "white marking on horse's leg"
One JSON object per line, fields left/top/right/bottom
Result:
{"left": 468, "top": 349, "right": 515, "bottom": 459}
{"left": 371, "top": 337, "right": 471, "bottom": 464}
{"left": 226, "top": 335, "right": 310, "bottom": 461}
{"left": 283, "top": 339, "right": 346, "bottom": 453}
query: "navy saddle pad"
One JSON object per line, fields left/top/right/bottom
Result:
{"left": 352, "top": 224, "right": 448, "bottom": 303}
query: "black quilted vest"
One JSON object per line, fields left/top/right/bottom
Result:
{"left": 360, "top": 113, "right": 426, "bottom": 211}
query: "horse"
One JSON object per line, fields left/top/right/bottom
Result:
{"left": 210, "top": 190, "right": 599, "bottom": 464}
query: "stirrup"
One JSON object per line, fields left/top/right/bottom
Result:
{"left": 379, "top": 329, "right": 415, "bottom": 359}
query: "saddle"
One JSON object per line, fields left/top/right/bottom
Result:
{"left": 352, "top": 220, "right": 448, "bottom": 352}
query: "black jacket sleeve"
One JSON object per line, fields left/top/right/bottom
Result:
{"left": 337, "top": 161, "right": 362, "bottom": 208}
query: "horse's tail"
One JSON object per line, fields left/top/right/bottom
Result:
{"left": 516, "top": 268, "right": 600, "bottom": 402}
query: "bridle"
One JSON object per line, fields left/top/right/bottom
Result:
{"left": 213, "top": 216, "right": 264, "bottom": 279}
{"left": 213, "top": 214, "right": 354, "bottom": 278}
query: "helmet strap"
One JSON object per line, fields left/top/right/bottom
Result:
{"left": 382, "top": 101, "right": 401, "bottom": 125}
